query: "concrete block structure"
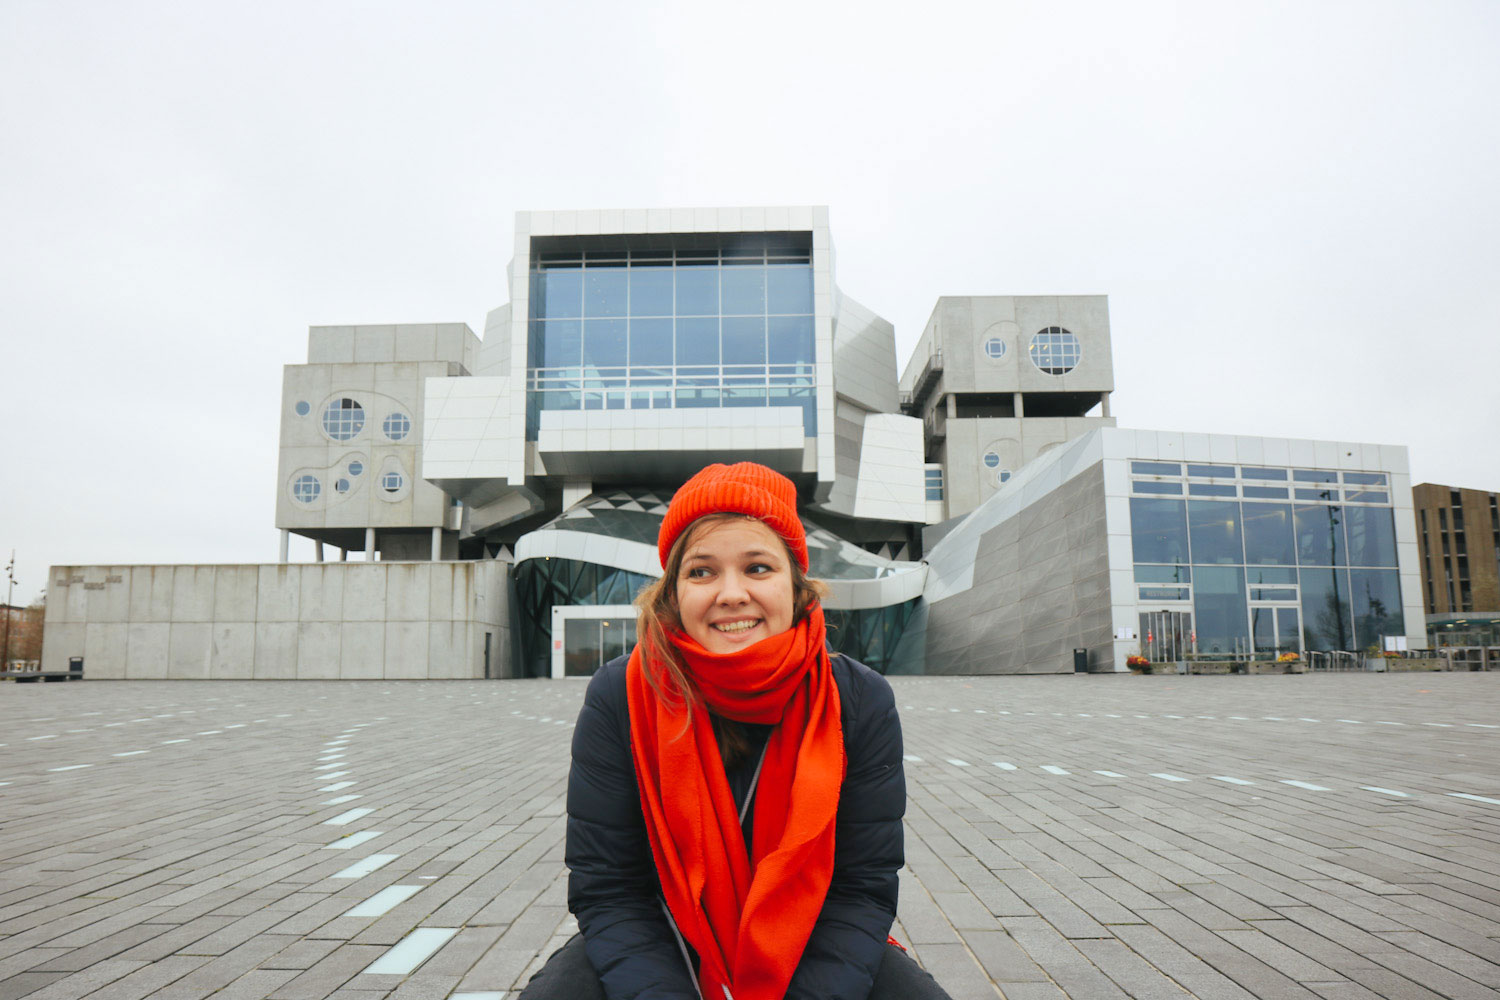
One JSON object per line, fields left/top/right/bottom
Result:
{"left": 45, "top": 206, "right": 1429, "bottom": 677}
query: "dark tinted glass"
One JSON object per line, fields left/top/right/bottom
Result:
{"left": 675, "top": 265, "right": 718, "bottom": 315}
{"left": 1187, "top": 464, "right": 1235, "bottom": 477}
{"left": 582, "top": 319, "right": 627, "bottom": 367}
{"left": 1135, "top": 564, "right": 1190, "bottom": 583}
{"left": 1241, "top": 502, "right": 1296, "bottom": 565}
{"left": 540, "top": 268, "right": 583, "bottom": 319}
{"left": 1189, "top": 483, "right": 1237, "bottom": 497}
{"left": 1294, "top": 469, "right": 1338, "bottom": 483}
{"left": 1344, "top": 471, "right": 1387, "bottom": 486}
{"left": 1300, "top": 568, "right": 1353, "bottom": 650}
{"left": 1188, "top": 500, "right": 1243, "bottom": 564}
{"left": 1130, "top": 498, "right": 1189, "bottom": 564}
{"left": 1344, "top": 506, "right": 1397, "bottom": 567}
{"left": 1350, "top": 569, "right": 1404, "bottom": 648}
{"left": 1131, "top": 461, "right": 1180, "bottom": 476}
{"left": 1193, "top": 566, "right": 1248, "bottom": 654}
{"left": 1243, "top": 485, "right": 1289, "bottom": 499}
{"left": 1246, "top": 566, "right": 1297, "bottom": 585}
{"left": 1133, "top": 481, "right": 1183, "bottom": 495}
{"left": 628, "top": 318, "right": 673, "bottom": 366}
{"left": 1295, "top": 504, "right": 1346, "bottom": 565}
{"left": 538, "top": 320, "right": 581, "bottom": 367}
{"left": 1241, "top": 467, "right": 1288, "bottom": 480}
{"left": 584, "top": 268, "right": 628, "bottom": 317}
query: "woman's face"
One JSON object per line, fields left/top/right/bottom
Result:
{"left": 675, "top": 518, "right": 796, "bottom": 654}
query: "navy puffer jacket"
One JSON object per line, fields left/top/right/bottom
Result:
{"left": 566, "top": 653, "right": 905, "bottom": 1000}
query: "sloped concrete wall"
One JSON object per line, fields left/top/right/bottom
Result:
{"left": 42, "top": 562, "right": 511, "bottom": 680}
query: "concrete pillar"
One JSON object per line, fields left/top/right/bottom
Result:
{"left": 366, "top": 527, "right": 377, "bottom": 562}
{"left": 279, "top": 530, "right": 289, "bottom": 563}
{"left": 1014, "top": 392, "right": 1025, "bottom": 418}
{"left": 339, "top": 548, "right": 347, "bottom": 562}
{"left": 431, "top": 527, "right": 442, "bottom": 562}
{"left": 1101, "top": 392, "right": 1111, "bottom": 418}
{"left": 315, "top": 541, "right": 324, "bottom": 563}
{"left": 945, "top": 395, "right": 956, "bottom": 418}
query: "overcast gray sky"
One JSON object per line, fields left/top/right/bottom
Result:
{"left": 3, "top": 0, "right": 1497, "bottom": 604}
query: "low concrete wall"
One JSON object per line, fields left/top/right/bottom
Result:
{"left": 42, "top": 562, "right": 511, "bottom": 680}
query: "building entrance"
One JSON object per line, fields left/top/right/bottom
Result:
{"left": 1139, "top": 610, "right": 1192, "bottom": 662}
{"left": 550, "top": 605, "right": 637, "bottom": 678}
{"left": 1251, "top": 604, "right": 1301, "bottom": 657}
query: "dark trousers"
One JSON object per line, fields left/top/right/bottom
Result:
{"left": 518, "top": 933, "right": 954, "bottom": 999}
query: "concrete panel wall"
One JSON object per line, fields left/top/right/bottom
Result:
{"left": 924, "top": 461, "right": 1114, "bottom": 674}
{"left": 43, "top": 561, "right": 513, "bottom": 680}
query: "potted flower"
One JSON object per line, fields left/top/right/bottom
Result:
{"left": 1127, "top": 654, "right": 1152, "bottom": 674}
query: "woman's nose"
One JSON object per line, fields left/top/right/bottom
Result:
{"left": 716, "top": 571, "right": 750, "bottom": 604}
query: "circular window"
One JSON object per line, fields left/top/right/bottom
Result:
{"left": 322, "top": 398, "right": 365, "bottom": 440}
{"left": 294, "top": 400, "right": 310, "bottom": 416}
{"left": 983, "top": 337, "right": 1007, "bottom": 360}
{"left": 383, "top": 412, "right": 411, "bottom": 441}
{"left": 1029, "top": 327, "right": 1081, "bottom": 375}
{"left": 335, "top": 478, "right": 351, "bottom": 494}
{"left": 381, "top": 471, "right": 404, "bottom": 493}
{"left": 348, "top": 460, "right": 364, "bottom": 477}
{"left": 292, "top": 475, "right": 321, "bottom": 503}
{"left": 983, "top": 452, "right": 1001, "bottom": 469}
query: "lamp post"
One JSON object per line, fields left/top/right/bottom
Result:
{"left": 2, "top": 551, "right": 15, "bottom": 670}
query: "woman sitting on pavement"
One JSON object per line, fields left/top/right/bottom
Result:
{"left": 520, "top": 461, "right": 953, "bottom": 1000}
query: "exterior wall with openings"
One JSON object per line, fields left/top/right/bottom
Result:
{"left": 42, "top": 562, "right": 511, "bottom": 680}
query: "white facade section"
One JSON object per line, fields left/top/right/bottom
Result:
{"left": 535, "top": 407, "right": 808, "bottom": 479}
{"left": 421, "top": 376, "right": 522, "bottom": 483}
{"left": 851, "top": 414, "right": 926, "bottom": 523}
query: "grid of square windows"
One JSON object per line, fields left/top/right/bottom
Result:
{"left": 1128, "top": 464, "right": 1392, "bottom": 506}
{"left": 1028, "top": 327, "right": 1081, "bottom": 375}
{"left": 383, "top": 412, "right": 411, "bottom": 441}
{"left": 924, "top": 468, "right": 944, "bottom": 502}
{"left": 292, "top": 475, "right": 321, "bottom": 503}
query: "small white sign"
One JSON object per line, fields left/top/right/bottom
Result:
{"left": 1115, "top": 627, "right": 1137, "bottom": 640}
{"left": 1383, "top": 635, "right": 1408, "bottom": 652}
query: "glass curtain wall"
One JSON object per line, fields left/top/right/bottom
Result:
{"left": 1129, "top": 463, "right": 1404, "bottom": 655}
{"left": 526, "top": 233, "right": 817, "bottom": 438}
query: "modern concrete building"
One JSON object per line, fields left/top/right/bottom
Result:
{"left": 44, "top": 206, "right": 1430, "bottom": 678}
{"left": 1413, "top": 482, "right": 1500, "bottom": 646}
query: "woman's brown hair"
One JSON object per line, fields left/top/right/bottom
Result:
{"left": 634, "top": 512, "right": 827, "bottom": 766}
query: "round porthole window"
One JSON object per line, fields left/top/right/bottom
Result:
{"left": 335, "top": 478, "right": 351, "bottom": 494}
{"left": 383, "top": 412, "right": 411, "bottom": 441}
{"left": 292, "top": 475, "right": 321, "bottom": 503}
{"left": 322, "top": 398, "right": 365, "bottom": 440}
{"left": 1028, "top": 327, "right": 1082, "bottom": 375}
{"left": 294, "top": 400, "right": 310, "bottom": 416}
{"left": 983, "top": 337, "right": 1007, "bottom": 360}
{"left": 381, "top": 471, "right": 404, "bottom": 493}
{"left": 983, "top": 452, "right": 1001, "bottom": 469}
{"left": 348, "top": 460, "right": 364, "bottom": 477}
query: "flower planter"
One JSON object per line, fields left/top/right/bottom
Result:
{"left": 1249, "top": 659, "right": 1306, "bottom": 674}
{"left": 1386, "top": 657, "right": 1444, "bottom": 671}
{"left": 1188, "top": 660, "right": 1232, "bottom": 675}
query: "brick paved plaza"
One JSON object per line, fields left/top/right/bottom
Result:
{"left": 2, "top": 673, "right": 1498, "bottom": 1000}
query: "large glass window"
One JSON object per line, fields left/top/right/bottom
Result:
{"left": 1242, "top": 502, "right": 1296, "bottom": 565}
{"left": 1131, "top": 498, "right": 1190, "bottom": 564}
{"left": 1193, "top": 566, "right": 1249, "bottom": 654}
{"left": 1350, "top": 569, "right": 1404, "bottom": 649}
{"left": 1188, "top": 500, "right": 1243, "bottom": 564}
{"left": 1300, "top": 568, "right": 1354, "bottom": 651}
{"left": 527, "top": 234, "right": 816, "bottom": 437}
{"left": 1294, "top": 503, "right": 1346, "bottom": 566}
{"left": 1344, "top": 506, "right": 1397, "bottom": 567}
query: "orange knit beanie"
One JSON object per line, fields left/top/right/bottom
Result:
{"left": 658, "top": 462, "right": 808, "bottom": 571}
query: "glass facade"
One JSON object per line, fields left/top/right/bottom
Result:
{"left": 1129, "top": 463, "right": 1404, "bottom": 654}
{"left": 525, "top": 233, "right": 817, "bottom": 438}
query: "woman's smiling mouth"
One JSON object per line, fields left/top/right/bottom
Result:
{"left": 713, "top": 619, "right": 761, "bottom": 634}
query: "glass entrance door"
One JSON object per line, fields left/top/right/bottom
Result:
{"left": 1139, "top": 610, "right": 1193, "bottom": 662}
{"left": 551, "top": 605, "right": 638, "bottom": 678}
{"left": 1251, "top": 605, "right": 1301, "bottom": 657}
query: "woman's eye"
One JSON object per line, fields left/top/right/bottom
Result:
{"left": 686, "top": 566, "right": 712, "bottom": 579}
{"left": 747, "top": 563, "right": 773, "bottom": 575}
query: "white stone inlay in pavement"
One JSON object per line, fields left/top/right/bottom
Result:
{"left": 452, "top": 992, "right": 506, "bottom": 1000}
{"left": 903, "top": 755, "right": 921, "bottom": 762}
{"left": 162, "top": 739, "right": 189, "bottom": 744}
{"left": 325, "top": 807, "right": 376, "bottom": 826}
{"left": 332, "top": 854, "right": 399, "bottom": 879}
{"left": 1263, "top": 717, "right": 1285, "bottom": 721}
{"left": 1040, "top": 765, "right": 1069, "bottom": 775}
{"left": 48, "top": 764, "right": 92, "bottom": 772}
{"left": 1151, "top": 773, "right": 1190, "bottom": 782}
{"left": 1336, "top": 719, "right": 1363, "bottom": 724}
{"left": 1212, "top": 776, "right": 1255, "bottom": 785}
{"left": 27, "top": 735, "right": 58, "bottom": 741}
{"left": 112, "top": 751, "right": 149, "bottom": 757}
{"left": 1299, "top": 718, "right": 1320, "bottom": 722}
{"left": 1448, "top": 792, "right": 1500, "bottom": 805}
{"left": 344, "top": 884, "right": 422, "bottom": 917}
{"left": 946, "top": 759, "right": 970, "bottom": 767}
{"left": 1467, "top": 723, "right": 1499, "bottom": 728}
{"left": 1373, "top": 721, "right": 1404, "bottom": 726}
{"left": 323, "top": 795, "right": 362, "bottom": 805}
{"left": 1362, "top": 786, "right": 1410, "bottom": 797}
{"left": 1423, "top": 723, "right": 1454, "bottom": 728}
{"left": 362, "top": 927, "right": 457, "bottom": 974}
{"left": 314, "top": 763, "right": 344, "bottom": 771}
{"left": 225, "top": 724, "right": 245, "bottom": 728}
{"left": 320, "top": 771, "right": 350, "bottom": 780}
{"left": 993, "top": 762, "right": 1017, "bottom": 770}
{"left": 319, "top": 754, "right": 346, "bottom": 761}
{"left": 325, "top": 830, "right": 383, "bottom": 849}
{"left": 196, "top": 730, "right": 222, "bottom": 735}
{"left": 321, "top": 781, "right": 356, "bottom": 791}
{"left": 1281, "top": 780, "right": 1331, "bottom": 791}
{"left": 1094, "top": 770, "right": 1125, "bottom": 778}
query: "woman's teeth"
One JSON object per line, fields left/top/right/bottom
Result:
{"left": 713, "top": 620, "right": 758, "bottom": 633}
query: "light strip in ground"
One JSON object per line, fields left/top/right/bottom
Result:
{"left": 332, "top": 854, "right": 399, "bottom": 879}
{"left": 343, "top": 885, "right": 422, "bottom": 917}
{"left": 362, "top": 927, "right": 457, "bottom": 974}
{"left": 325, "top": 830, "right": 383, "bottom": 850}
{"left": 324, "top": 807, "right": 375, "bottom": 826}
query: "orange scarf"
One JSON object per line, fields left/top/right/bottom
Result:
{"left": 626, "top": 602, "right": 844, "bottom": 1000}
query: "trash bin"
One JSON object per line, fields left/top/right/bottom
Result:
{"left": 1073, "top": 648, "right": 1088, "bottom": 673}
{"left": 68, "top": 656, "right": 84, "bottom": 679}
